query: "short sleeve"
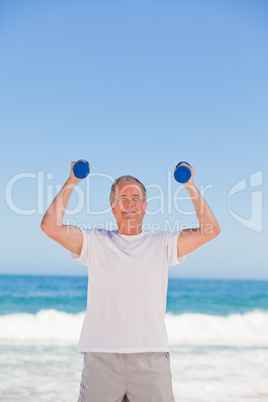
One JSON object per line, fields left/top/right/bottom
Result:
{"left": 165, "top": 231, "right": 186, "bottom": 267}
{"left": 71, "top": 229, "right": 92, "bottom": 266}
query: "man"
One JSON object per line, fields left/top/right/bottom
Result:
{"left": 41, "top": 161, "right": 220, "bottom": 402}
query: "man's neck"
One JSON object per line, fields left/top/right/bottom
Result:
{"left": 117, "top": 223, "right": 143, "bottom": 236}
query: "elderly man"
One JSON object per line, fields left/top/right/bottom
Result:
{"left": 41, "top": 161, "right": 220, "bottom": 402}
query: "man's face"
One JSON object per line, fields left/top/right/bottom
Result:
{"left": 110, "top": 182, "right": 147, "bottom": 230}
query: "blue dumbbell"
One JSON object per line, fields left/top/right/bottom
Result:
{"left": 73, "top": 160, "right": 90, "bottom": 179}
{"left": 174, "top": 161, "right": 191, "bottom": 183}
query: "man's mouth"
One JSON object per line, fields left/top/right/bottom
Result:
{"left": 123, "top": 211, "right": 137, "bottom": 214}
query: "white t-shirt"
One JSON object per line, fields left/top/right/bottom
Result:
{"left": 71, "top": 229, "right": 185, "bottom": 354}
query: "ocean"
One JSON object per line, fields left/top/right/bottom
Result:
{"left": 0, "top": 275, "right": 268, "bottom": 401}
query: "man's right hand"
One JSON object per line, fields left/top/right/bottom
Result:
{"left": 69, "top": 160, "right": 91, "bottom": 184}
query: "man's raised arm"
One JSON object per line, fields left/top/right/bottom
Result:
{"left": 177, "top": 164, "right": 221, "bottom": 257}
{"left": 40, "top": 161, "right": 88, "bottom": 255}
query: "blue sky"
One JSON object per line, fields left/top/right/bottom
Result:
{"left": 1, "top": 0, "right": 267, "bottom": 279}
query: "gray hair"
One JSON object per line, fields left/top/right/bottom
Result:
{"left": 110, "top": 175, "right": 147, "bottom": 204}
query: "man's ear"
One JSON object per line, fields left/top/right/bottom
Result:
{"left": 143, "top": 201, "right": 147, "bottom": 212}
{"left": 110, "top": 201, "right": 114, "bottom": 213}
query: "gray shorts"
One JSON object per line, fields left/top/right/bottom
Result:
{"left": 78, "top": 352, "right": 175, "bottom": 402}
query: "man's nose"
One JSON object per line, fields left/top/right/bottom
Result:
{"left": 124, "top": 197, "right": 135, "bottom": 207}
{"left": 127, "top": 197, "right": 134, "bottom": 206}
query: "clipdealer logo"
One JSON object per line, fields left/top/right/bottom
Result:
{"left": 227, "top": 170, "right": 263, "bottom": 233}
{"left": 5, "top": 169, "right": 263, "bottom": 232}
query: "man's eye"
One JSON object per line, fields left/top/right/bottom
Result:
{"left": 132, "top": 197, "right": 140, "bottom": 200}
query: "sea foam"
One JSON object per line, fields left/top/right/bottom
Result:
{"left": 166, "top": 310, "right": 268, "bottom": 346}
{"left": 0, "top": 309, "right": 267, "bottom": 346}
{"left": 0, "top": 309, "right": 83, "bottom": 344}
